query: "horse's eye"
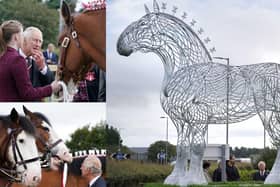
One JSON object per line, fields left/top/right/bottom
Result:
{"left": 43, "top": 127, "right": 50, "bottom": 132}
{"left": 140, "top": 21, "right": 146, "bottom": 26}
{"left": 19, "top": 139, "right": 24, "bottom": 143}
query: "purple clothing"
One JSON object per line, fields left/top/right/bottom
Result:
{"left": 0, "top": 47, "right": 52, "bottom": 101}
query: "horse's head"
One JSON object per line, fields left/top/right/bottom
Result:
{"left": 117, "top": 0, "right": 163, "bottom": 56}
{"left": 57, "top": 1, "right": 105, "bottom": 98}
{"left": 1, "top": 108, "right": 41, "bottom": 186}
{"left": 23, "top": 106, "right": 73, "bottom": 169}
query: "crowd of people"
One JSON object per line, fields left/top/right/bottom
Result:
{"left": 0, "top": 19, "right": 105, "bottom": 102}
{"left": 203, "top": 155, "right": 269, "bottom": 183}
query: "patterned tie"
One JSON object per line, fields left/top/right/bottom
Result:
{"left": 26, "top": 57, "right": 32, "bottom": 70}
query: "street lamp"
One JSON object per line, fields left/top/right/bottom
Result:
{"left": 213, "top": 56, "right": 230, "bottom": 145}
{"left": 213, "top": 56, "right": 230, "bottom": 182}
{"left": 118, "top": 128, "right": 124, "bottom": 152}
{"left": 160, "top": 116, "right": 169, "bottom": 164}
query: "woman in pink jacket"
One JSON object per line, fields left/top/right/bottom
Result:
{"left": 0, "top": 20, "right": 60, "bottom": 101}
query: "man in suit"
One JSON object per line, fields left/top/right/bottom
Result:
{"left": 20, "top": 27, "right": 54, "bottom": 87}
{"left": 253, "top": 161, "right": 269, "bottom": 181}
{"left": 43, "top": 43, "right": 58, "bottom": 64}
{"left": 80, "top": 154, "right": 106, "bottom": 187}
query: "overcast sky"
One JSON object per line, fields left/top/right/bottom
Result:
{"left": 107, "top": 0, "right": 280, "bottom": 149}
{"left": 0, "top": 103, "right": 106, "bottom": 141}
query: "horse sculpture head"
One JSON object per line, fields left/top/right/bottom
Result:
{"left": 117, "top": 1, "right": 163, "bottom": 57}
{"left": 117, "top": 0, "right": 212, "bottom": 76}
{"left": 22, "top": 106, "right": 73, "bottom": 169}
{"left": 0, "top": 108, "right": 41, "bottom": 186}
{"left": 57, "top": 1, "right": 106, "bottom": 98}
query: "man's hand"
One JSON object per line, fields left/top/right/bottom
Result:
{"left": 32, "top": 49, "right": 45, "bottom": 70}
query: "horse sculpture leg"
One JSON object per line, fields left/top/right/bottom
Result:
{"left": 258, "top": 111, "right": 280, "bottom": 184}
{"left": 164, "top": 120, "right": 190, "bottom": 185}
{"left": 180, "top": 125, "right": 207, "bottom": 185}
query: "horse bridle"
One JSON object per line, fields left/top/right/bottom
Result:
{"left": 59, "top": 16, "right": 92, "bottom": 82}
{"left": 35, "top": 125, "right": 64, "bottom": 168}
{"left": 0, "top": 128, "right": 41, "bottom": 183}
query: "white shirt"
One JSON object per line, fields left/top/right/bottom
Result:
{"left": 89, "top": 175, "right": 101, "bottom": 187}
{"left": 19, "top": 48, "right": 47, "bottom": 75}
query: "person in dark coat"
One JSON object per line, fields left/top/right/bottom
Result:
{"left": 73, "top": 64, "right": 106, "bottom": 102}
{"left": 252, "top": 161, "right": 269, "bottom": 181}
{"left": 212, "top": 162, "right": 222, "bottom": 182}
{"left": 226, "top": 155, "right": 240, "bottom": 181}
{"left": 80, "top": 154, "right": 106, "bottom": 187}
{"left": 43, "top": 43, "right": 58, "bottom": 64}
{"left": 0, "top": 20, "right": 60, "bottom": 101}
{"left": 20, "top": 26, "right": 54, "bottom": 87}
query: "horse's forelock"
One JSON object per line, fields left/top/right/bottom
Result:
{"left": 33, "top": 112, "right": 52, "bottom": 127}
{"left": 18, "top": 116, "right": 36, "bottom": 137}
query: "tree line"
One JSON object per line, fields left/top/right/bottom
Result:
{"left": 0, "top": 0, "right": 77, "bottom": 49}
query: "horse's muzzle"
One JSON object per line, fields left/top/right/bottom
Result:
{"left": 117, "top": 38, "right": 133, "bottom": 56}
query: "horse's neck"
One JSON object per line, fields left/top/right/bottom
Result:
{"left": 156, "top": 13, "right": 212, "bottom": 69}
{"left": 154, "top": 14, "right": 212, "bottom": 97}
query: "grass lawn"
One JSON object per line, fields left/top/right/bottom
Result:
{"left": 144, "top": 182, "right": 280, "bottom": 187}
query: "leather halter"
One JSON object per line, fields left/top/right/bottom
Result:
{"left": 59, "top": 17, "right": 92, "bottom": 83}
{"left": 0, "top": 128, "right": 41, "bottom": 183}
{"left": 35, "top": 125, "right": 63, "bottom": 168}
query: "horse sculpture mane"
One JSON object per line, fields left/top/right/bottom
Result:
{"left": 118, "top": 0, "right": 280, "bottom": 185}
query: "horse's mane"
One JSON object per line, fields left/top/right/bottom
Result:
{"left": 59, "top": 156, "right": 85, "bottom": 176}
{"left": 0, "top": 115, "right": 36, "bottom": 136}
{"left": 33, "top": 112, "right": 52, "bottom": 127}
{"left": 153, "top": 12, "right": 212, "bottom": 66}
{"left": 82, "top": 8, "right": 105, "bottom": 14}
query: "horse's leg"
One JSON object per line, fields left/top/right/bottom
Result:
{"left": 164, "top": 119, "right": 190, "bottom": 185}
{"left": 180, "top": 124, "right": 208, "bottom": 185}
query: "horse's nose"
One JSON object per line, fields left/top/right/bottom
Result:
{"left": 33, "top": 176, "right": 40, "bottom": 182}
{"left": 117, "top": 38, "right": 133, "bottom": 56}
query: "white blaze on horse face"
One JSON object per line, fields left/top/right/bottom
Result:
{"left": 42, "top": 121, "right": 73, "bottom": 163}
{"left": 7, "top": 131, "right": 41, "bottom": 186}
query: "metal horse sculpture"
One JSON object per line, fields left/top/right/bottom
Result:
{"left": 117, "top": 0, "right": 280, "bottom": 185}
{"left": 56, "top": 1, "right": 106, "bottom": 101}
{"left": 0, "top": 108, "right": 41, "bottom": 187}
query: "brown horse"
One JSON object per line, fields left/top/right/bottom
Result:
{"left": 12, "top": 155, "right": 106, "bottom": 187}
{"left": 22, "top": 106, "right": 73, "bottom": 166}
{"left": 0, "top": 108, "right": 42, "bottom": 187}
{"left": 4, "top": 106, "right": 72, "bottom": 187}
{"left": 58, "top": 1, "right": 106, "bottom": 88}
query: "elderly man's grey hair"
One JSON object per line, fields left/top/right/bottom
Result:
{"left": 83, "top": 155, "right": 102, "bottom": 174}
{"left": 258, "top": 161, "right": 266, "bottom": 168}
{"left": 23, "top": 26, "right": 43, "bottom": 41}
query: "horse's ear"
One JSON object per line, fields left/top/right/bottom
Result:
{"left": 144, "top": 4, "right": 150, "bottom": 14}
{"left": 62, "top": 1, "right": 71, "bottom": 26}
{"left": 23, "top": 105, "right": 32, "bottom": 116}
{"left": 153, "top": 0, "right": 160, "bottom": 13}
{"left": 10, "top": 108, "right": 19, "bottom": 123}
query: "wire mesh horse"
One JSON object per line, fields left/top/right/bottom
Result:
{"left": 55, "top": 1, "right": 106, "bottom": 101}
{"left": 117, "top": 0, "right": 280, "bottom": 185}
{"left": 0, "top": 108, "right": 41, "bottom": 187}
